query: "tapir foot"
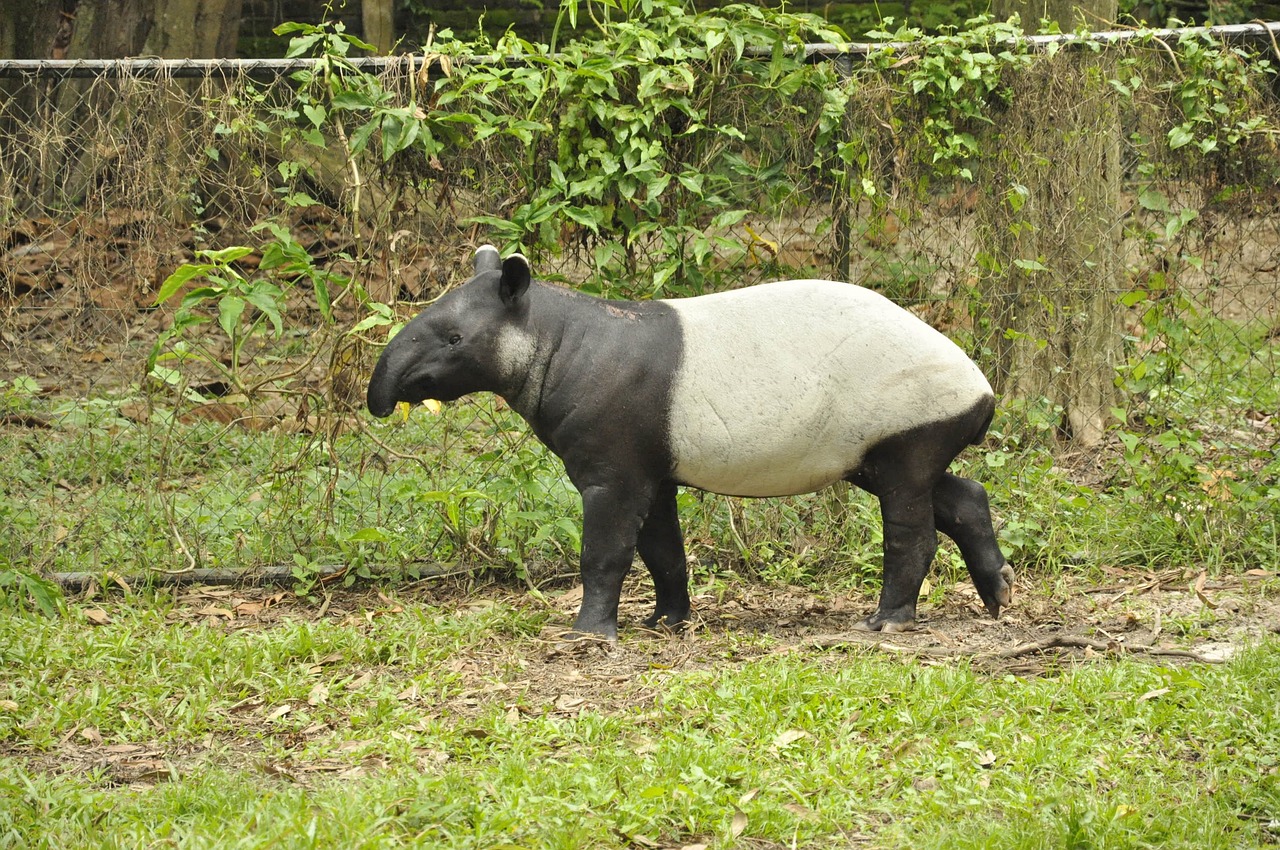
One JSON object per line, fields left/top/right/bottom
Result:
{"left": 566, "top": 616, "right": 619, "bottom": 642}
{"left": 853, "top": 611, "right": 918, "bottom": 633}
{"left": 557, "top": 629, "right": 617, "bottom": 649}
{"left": 977, "top": 563, "right": 1016, "bottom": 619}
{"left": 641, "top": 607, "right": 690, "bottom": 633}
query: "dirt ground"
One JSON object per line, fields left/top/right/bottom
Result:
{"left": 12, "top": 567, "right": 1278, "bottom": 790}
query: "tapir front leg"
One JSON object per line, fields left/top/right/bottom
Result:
{"left": 570, "top": 481, "right": 655, "bottom": 639}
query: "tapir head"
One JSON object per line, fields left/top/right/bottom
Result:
{"left": 366, "top": 246, "right": 532, "bottom": 418}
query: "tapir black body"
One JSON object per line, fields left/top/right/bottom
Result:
{"left": 367, "top": 246, "right": 1014, "bottom": 639}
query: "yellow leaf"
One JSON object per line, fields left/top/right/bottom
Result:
{"left": 422, "top": 399, "right": 442, "bottom": 415}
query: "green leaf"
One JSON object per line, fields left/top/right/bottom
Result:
{"left": 349, "top": 527, "right": 390, "bottom": 543}
{"left": 217, "top": 294, "right": 246, "bottom": 340}
{"left": 350, "top": 310, "right": 394, "bottom": 335}
{"left": 1119, "top": 290, "right": 1148, "bottom": 308}
{"left": 331, "top": 90, "right": 377, "bottom": 111}
{"left": 1168, "top": 124, "right": 1195, "bottom": 150}
{"left": 154, "top": 263, "right": 216, "bottom": 305}
{"left": 243, "top": 288, "right": 284, "bottom": 337}
{"left": 303, "top": 103, "right": 326, "bottom": 127}
{"left": 710, "top": 209, "right": 749, "bottom": 230}
{"left": 677, "top": 171, "right": 704, "bottom": 194}
{"left": 1013, "top": 258, "right": 1049, "bottom": 273}
{"left": 21, "top": 573, "right": 62, "bottom": 617}
{"left": 202, "top": 245, "right": 254, "bottom": 264}
{"left": 349, "top": 119, "right": 379, "bottom": 156}
{"left": 1138, "top": 187, "right": 1171, "bottom": 212}
{"left": 314, "top": 276, "right": 333, "bottom": 324}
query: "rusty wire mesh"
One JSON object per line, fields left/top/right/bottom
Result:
{"left": 1, "top": 31, "right": 1277, "bottom": 593}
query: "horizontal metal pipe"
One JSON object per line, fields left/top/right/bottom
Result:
{"left": 0, "top": 21, "right": 1276, "bottom": 79}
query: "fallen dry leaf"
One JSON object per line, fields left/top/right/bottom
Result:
{"left": 0, "top": 700, "right": 18, "bottom": 712}
{"left": 731, "top": 809, "right": 748, "bottom": 837}
{"left": 1192, "top": 571, "right": 1219, "bottom": 610}
{"left": 1138, "top": 687, "right": 1171, "bottom": 702}
{"left": 783, "top": 802, "right": 818, "bottom": 819}
{"left": 265, "top": 704, "right": 292, "bottom": 722}
{"left": 307, "top": 682, "right": 329, "bottom": 707}
{"left": 196, "top": 605, "right": 235, "bottom": 620}
{"left": 771, "top": 728, "right": 808, "bottom": 749}
{"left": 555, "top": 585, "right": 584, "bottom": 610}
{"left": 83, "top": 608, "right": 111, "bottom": 626}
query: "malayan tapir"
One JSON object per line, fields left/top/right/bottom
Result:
{"left": 367, "top": 245, "right": 1015, "bottom": 639}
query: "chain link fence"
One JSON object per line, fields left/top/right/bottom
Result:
{"left": 2, "top": 24, "right": 1278, "bottom": 595}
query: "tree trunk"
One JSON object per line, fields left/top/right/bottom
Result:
{"left": 39, "top": 0, "right": 245, "bottom": 215}
{"left": 0, "top": 0, "right": 66, "bottom": 207}
{"left": 47, "top": 0, "right": 244, "bottom": 60}
{"left": 976, "top": 0, "right": 1124, "bottom": 446}
{"left": 362, "top": 0, "right": 396, "bottom": 54}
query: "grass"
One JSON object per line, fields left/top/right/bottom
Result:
{"left": 2, "top": 590, "right": 1278, "bottom": 849}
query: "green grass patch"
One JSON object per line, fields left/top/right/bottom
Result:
{"left": 1, "top": 595, "right": 1278, "bottom": 848}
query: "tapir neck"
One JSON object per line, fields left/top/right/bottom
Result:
{"left": 494, "top": 282, "right": 682, "bottom": 460}
{"left": 495, "top": 283, "right": 587, "bottom": 429}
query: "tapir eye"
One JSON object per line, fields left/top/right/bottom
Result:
{"left": 448, "top": 334, "right": 462, "bottom": 346}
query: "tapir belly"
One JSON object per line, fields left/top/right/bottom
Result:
{"left": 663, "top": 280, "right": 992, "bottom": 498}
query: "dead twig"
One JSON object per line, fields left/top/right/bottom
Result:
{"left": 784, "top": 630, "right": 1224, "bottom": 664}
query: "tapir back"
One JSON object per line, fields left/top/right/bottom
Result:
{"left": 664, "top": 280, "right": 992, "bottom": 497}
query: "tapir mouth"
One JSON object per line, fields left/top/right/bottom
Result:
{"left": 367, "top": 348, "right": 432, "bottom": 417}
{"left": 368, "top": 372, "right": 437, "bottom": 418}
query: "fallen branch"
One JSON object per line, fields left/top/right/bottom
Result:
{"left": 985, "top": 634, "right": 1221, "bottom": 663}
{"left": 784, "top": 630, "right": 1223, "bottom": 664}
{"left": 51, "top": 561, "right": 468, "bottom": 594}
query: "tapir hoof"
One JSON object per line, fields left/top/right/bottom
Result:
{"left": 981, "top": 563, "right": 1017, "bottom": 619}
{"left": 557, "top": 628, "right": 617, "bottom": 646}
{"left": 853, "top": 613, "right": 918, "bottom": 633}
{"left": 565, "top": 616, "right": 619, "bottom": 643}
{"left": 641, "top": 609, "right": 690, "bottom": 633}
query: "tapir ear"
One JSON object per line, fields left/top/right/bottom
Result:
{"left": 498, "top": 254, "right": 531, "bottom": 306}
{"left": 473, "top": 244, "right": 501, "bottom": 274}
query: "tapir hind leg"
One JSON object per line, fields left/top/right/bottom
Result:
{"left": 856, "top": 488, "right": 938, "bottom": 633}
{"left": 932, "top": 473, "right": 1015, "bottom": 618}
{"left": 636, "top": 481, "right": 691, "bottom": 630}
{"left": 847, "top": 402, "right": 997, "bottom": 632}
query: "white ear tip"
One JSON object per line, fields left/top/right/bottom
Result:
{"left": 507, "top": 252, "right": 529, "bottom": 266}
{"left": 473, "top": 244, "right": 502, "bottom": 273}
